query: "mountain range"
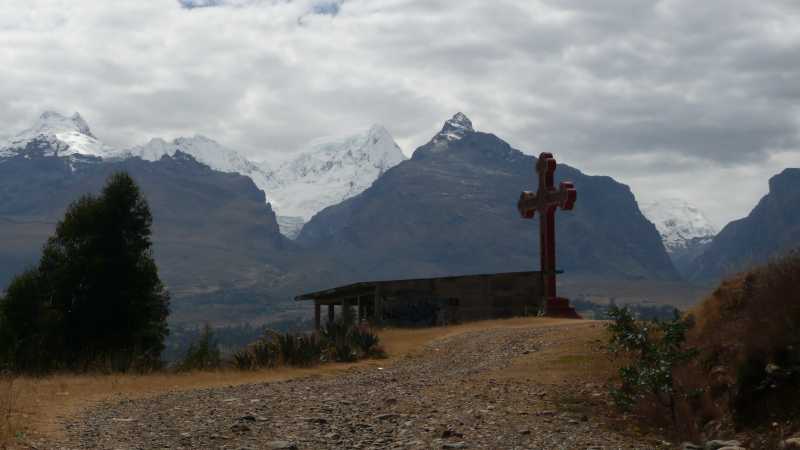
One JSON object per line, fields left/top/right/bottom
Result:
{"left": 116, "top": 122, "right": 406, "bottom": 238}
{"left": 1, "top": 110, "right": 797, "bottom": 323}
{"left": 297, "top": 113, "right": 679, "bottom": 283}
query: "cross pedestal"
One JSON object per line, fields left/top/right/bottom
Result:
{"left": 518, "top": 152, "right": 580, "bottom": 319}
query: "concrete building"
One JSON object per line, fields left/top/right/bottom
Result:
{"left": 295, "top": 271, "right": 544, "bottom": 329}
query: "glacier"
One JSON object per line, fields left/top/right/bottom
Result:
{"left": 641, "top": 198, "right": 717, "bottom": 253}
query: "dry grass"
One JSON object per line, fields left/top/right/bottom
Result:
{"left": 486, "top": 321, "right": 613, "bottom": 385}
{"left": 2, "top": 316, "right": 577, "bottom": 447}
{"left": 0, "top": 375, "right": 18, "bottom": 447}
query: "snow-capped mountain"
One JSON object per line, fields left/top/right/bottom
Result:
{"left": 262, "top": 124, "right": 406, "bottom": 237}
{"left": 433, "top": 112, "right": 473, "bottom": 144}
{"left": 641, "top": 199, "right": 717, "bottom": 253}
{"left": 0, "top": 111, "right": 113, "bottom": 160}
{"left": 4, "top": 111, "right": 406, "bottom": 239}
{"left": 121, "top": 124, "right": 406, "bottom": 238}
{"left": 118, "top": 135, "right": 271, "bottom": 183}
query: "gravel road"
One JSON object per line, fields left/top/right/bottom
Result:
{"left": 49, "top": 322, "right": 664, "bottom": 450}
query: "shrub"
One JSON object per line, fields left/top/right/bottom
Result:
{"left": 251, "top": 339, "right": 279, "bottom": 368}
{"left": 606, "top": 306, "right": 698, "bottom": 427}
{"left": 177, "top": 324, "right": 221, "bottom": 371}
{"left": 228, "top": 321, "right": 384, "bottom": 370}
{"left": 321, "top": 320, "right": 384, "bottom": 361}
{"left": 232, "top": 349, "right": 255, "bottom": 370}
{"left": 350, "top": 323, "right": 384, "bottom": 357}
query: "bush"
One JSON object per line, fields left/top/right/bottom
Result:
{"left": 227, "top": 321, "right": 384, "bottom": 370}
{"left": 606, "top": 306, "right": 698, "bottom": 427}
{"left": 232, "top": 349, "right": 255, "bottom": 370}
{"left": 251, "top": 339, "right": 279, "bottom": 368}
{"left": 177, "top": 324, "right": 221, "bottom": 371}
{"left": 349, "top": 323, "right": 384, "bottom": 357}
{"left": 321, "top": 320, "right": 385, "bottom": 361}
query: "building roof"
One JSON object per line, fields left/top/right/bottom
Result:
{"left": 294, "top": 270, "right": 541, "bottom": 301}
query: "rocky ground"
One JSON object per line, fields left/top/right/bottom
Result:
{"left": 44, "top": 322, "right": 666, "bottom": 449}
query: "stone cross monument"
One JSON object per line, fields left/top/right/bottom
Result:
{"left": 517, "top": 152, "right": 580, "bottom": 318}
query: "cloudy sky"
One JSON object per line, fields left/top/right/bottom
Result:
{"left": 1, "top": 0, "right": 799, "bottom": 227}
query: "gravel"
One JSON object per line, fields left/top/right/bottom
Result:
{"left": 47, "top": 323, "right": 665, "bottom": 449}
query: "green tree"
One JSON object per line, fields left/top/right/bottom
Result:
{"left": 606, "top": 306, "right": 697, "bottom": 427}
{"left": 0, "top": 172, "right": 170, "bottom": 373}
{"left": 0, "top": 269, "right": 62, "bottom": 373}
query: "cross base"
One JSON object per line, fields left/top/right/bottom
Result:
{"left": 544, "top": 297, "right": 581, "bottom": 319}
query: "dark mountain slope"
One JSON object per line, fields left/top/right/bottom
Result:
{"left": 691, "top": 168, "right": 800, "bottom": 280}
{"left": 298, "top": 114, "right": 678, "bottom": 284}
{"left": 0, "top": 148, "right": 304, "bottom": 320}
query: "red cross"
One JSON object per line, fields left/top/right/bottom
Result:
{"left": 518, "top": 152, "right": 580, "bottom": 318}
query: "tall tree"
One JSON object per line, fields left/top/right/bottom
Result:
{"left": 0, "top": 172, "right": 170, "bottom": 372}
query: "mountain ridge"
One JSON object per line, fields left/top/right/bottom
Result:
{"left": 3, "top": 111, "right": 408, "bottom": 239}
{"left": 0, "top": 111, "right": 112, "bottom": 160}
{"left": 690, "top": 168, "right": 800, "bottom": 281}
{"left": 299, "top": 113, "right": 679, "bottom": 283}
{"left": 117, "top": 121, "right": 407, "bottom": 237}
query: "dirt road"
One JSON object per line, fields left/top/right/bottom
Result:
{"left": 46, "top": 320, "right": 664, "bottom": 449}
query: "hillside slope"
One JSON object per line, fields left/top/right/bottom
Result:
{"left": 0, "top": 148, "right": 308, "bottom": 320}
{"left": 690, "top": 168, "right": 800, "bottom": 280}
{"left": 299, "top": 113, "right": 678, "bottom": 283}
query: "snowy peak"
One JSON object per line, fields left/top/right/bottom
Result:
{"left": 641, "top": 198, "right": 717, "bottom": 253}
{"left": 36, "top": 111, "right": 95, "bottom": 138}
{"left": 121, "top": 135, "right": 265, "bottom": 177}
{"left": 301, "top": 124, "right": 405, "bottom": 172}
{"left": 264, "top": 124, "right": 406, "bottom": 224}
{"left": 1, "top": 111, "right": 110, "bottom": 159}
{"left": 122, "top": 124, "right": 406, "bottom": 238}
{"left": 434, "top": 112, "right": 474, "bottom": 143}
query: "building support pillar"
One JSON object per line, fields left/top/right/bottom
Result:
{"left": 343, "top": 298, "right": 352, "bottom": 324}
{"left": 314, "top": 301, "right": 321, "bottom": 330}
{"left": 374, "top": 286, "right": 383, "bottom": 326}
{"left": 328, "top": 304, "right": 335, "bottom": 324}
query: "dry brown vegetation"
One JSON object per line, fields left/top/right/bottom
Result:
{"left": 0, "top": 375, "right": 18, "bottom": 447}
{"left": 671, "top": 251, "right": 800, "bottom": 447}
{"left": 1, "top": 316, "right": 584, "bottom": 448}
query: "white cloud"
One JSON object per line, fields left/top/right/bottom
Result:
{"left": 0, "top": 0, "right": 798, "bottom": 227}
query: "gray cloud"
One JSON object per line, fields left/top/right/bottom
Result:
{"left": 0, "top": 0, "right": 798, "bottom": 227}
{"left": 178, "top": 0, "right": 227, "bottom": 8}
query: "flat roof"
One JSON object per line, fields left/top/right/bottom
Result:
{"left": 295, "top": 270, "right": 542, "bottom": 301}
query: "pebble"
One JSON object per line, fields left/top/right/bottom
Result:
{"left": 267, "top": 441, "right": 298, "bottom": 450}
{"left": 706, "top": 440, "right": 742, "bottom": 450}
{"left": 50, "top": 324, "right": 660, "bottom": 449}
